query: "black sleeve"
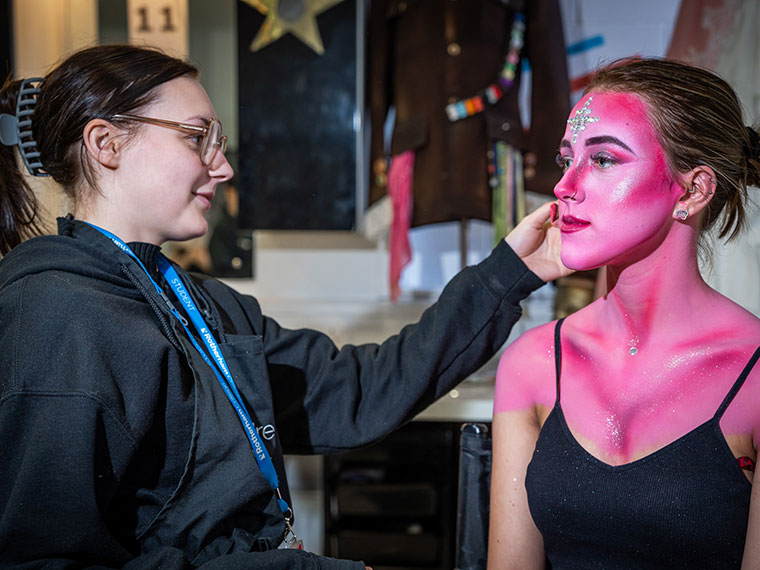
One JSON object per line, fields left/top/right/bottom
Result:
{"left": 0, "top": 283, "right": 365, "bottom": 570}
{"left": 253, "top": 241, "right": 543, "bottom": 453}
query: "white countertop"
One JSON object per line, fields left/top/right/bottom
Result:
{"left": 415, "top": 381, "right": 495, "bottom": 423}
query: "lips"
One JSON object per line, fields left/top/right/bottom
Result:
{"left": 560, "top": 215, "right": 591, "bottom": 233}
{"left": 193, "top": 191, "right": 214, "bottom": 209}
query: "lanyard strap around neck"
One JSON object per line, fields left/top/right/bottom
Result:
{"left": 83, "top": 222, "right": 291, "bottom": 517}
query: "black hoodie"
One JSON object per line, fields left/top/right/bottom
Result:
{"left": 0, "top": 217, "right": 542, "bottom": 569}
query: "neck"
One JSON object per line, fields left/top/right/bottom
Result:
{"left": 75, "top": 205, "right": 164, "bottom": 246}
{"left": 595, "top": 225, "right": 710, "bottom": 349}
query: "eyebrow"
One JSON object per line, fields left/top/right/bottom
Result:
{"left": 585, "top": 135, "right": 634, "bottom": 152}
{"left": 559, "top": 135, "right": 634, "bottom": 153}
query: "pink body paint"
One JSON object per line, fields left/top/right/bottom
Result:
{"left": 495, "top": 91, "right": 760, "bottom": 466}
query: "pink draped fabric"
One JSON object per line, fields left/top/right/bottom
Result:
{"left": 388, "top": 150, "right": 415, "bottom": 302}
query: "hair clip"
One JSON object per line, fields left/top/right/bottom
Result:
{"left": 0, "top": 113, "right": 18, "bottom": 146}
{"left": 0, "top": 77, "right": 49, "bottom": 177}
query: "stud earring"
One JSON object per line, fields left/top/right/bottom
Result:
{"left": 675, "top": 210, "right": 689, "bottom": 221}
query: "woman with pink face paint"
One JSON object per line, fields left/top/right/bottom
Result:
{"left": 489, "top": 58, "right": 760, "bottom": 569}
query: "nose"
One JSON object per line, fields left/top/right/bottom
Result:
{"left": 209, "top": 150, "right": 234, "bottom": 182}
{"left": 554, "top": 170, "right": 582, "bottom": 203}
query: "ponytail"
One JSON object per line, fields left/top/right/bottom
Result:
{"left": 0, "top": 77, "right": 43, "bottom": 256}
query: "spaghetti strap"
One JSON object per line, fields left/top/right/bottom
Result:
{"left": 553, "top": 318, "right": 566, "bottom": 405}
{"left": 714, "top": 345, "right": 760, "bottom": 420}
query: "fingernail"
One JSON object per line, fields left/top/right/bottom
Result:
{"left": 550, "top": 203, "right": 558, "bottom": 223}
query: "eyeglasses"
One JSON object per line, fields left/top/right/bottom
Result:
{"left": 111, "top": 114, "right": 228, "bottom": 165}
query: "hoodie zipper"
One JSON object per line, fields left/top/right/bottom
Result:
{"left": 121, "top": 263, "right": 183, "bottom": 351}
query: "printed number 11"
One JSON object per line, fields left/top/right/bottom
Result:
{"left": 136, "top": 6, "right": 176, "bottom": 32}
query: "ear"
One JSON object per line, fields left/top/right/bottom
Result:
{"left": 82, "top": 119, "right": 125, "bottom": 170}
{"left": 672, "top": 165, "right": 717, "bottom": 222}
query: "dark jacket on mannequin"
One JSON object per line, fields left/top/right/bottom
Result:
{"left": 368, "top": 0, "right": 570, "bottom": 227}
{"left": 0, "top": 217, "right": 543, "bottom": 569}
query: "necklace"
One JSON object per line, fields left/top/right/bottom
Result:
{"left": 628, "top": 335, "right": 640, "bottom": 355}
{"left": 445, "top": 12, "right": 526, "bottom": 122}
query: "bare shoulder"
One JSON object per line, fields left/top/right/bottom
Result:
{"left": 729, "top": 304, "right": 760, "bottom": 385}
{"left": 706, "top": 291, "right": 760, "bottom": 354}
{"left": 494, "top": 321, "right": 558, "bottom": 414}
{"left": 703, "top": 292, "right": 760, "bottom": 425}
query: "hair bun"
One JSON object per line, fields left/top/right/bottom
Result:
{"left": 747, "top": 127, "right": 760, "bottom": 157}
{"left": 746, "top": 126, "right": 760, "bottom": 188}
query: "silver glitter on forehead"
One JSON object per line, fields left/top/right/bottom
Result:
{"left": 567, "top": 96, "right": 600, "bottom": 143}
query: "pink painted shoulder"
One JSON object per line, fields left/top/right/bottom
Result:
{"left": 719, "top": 314, "right": 760, "bottom": 439}
{"left": 493, "top": 321, "right": 558, "bottom": 415}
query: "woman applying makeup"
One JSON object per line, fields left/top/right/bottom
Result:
{"left": 488, "top": 59, "right": 760, "bottom": 569}
{"left": 0, "top": 44, "right": 568, "bottom": 569}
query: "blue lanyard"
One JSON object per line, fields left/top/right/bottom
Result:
{"left": 84, "top": 223, "right": 291, "bottom": 518}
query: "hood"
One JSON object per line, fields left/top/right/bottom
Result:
{"left": 0, "top": 217, "right": 159, "bottom": 294}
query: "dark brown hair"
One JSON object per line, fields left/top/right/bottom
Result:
{"left": 0, "top": 44, "right": 198, "bottom": 254}
{"left": 586, "top": 57, "right": 760, "bottom": 242}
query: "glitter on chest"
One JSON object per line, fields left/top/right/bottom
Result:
{"left": 604, "top": 413, "right": 625, "bottom": 451}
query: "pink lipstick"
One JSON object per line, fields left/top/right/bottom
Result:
{"left": 560, "top": 215, "right": 591, "bottom": 233}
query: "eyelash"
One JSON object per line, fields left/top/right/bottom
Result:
{"left": 591, "top": 152, "right": 617, "bottom": 168}
{"left": 555, "top": 153, "right": 572, "bottom": 172}
{"left": 555, "top": 152, "right": 618, "bottom": 172}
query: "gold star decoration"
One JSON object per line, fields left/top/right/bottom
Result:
{"left": 242, "top": 0, "right": 346, "bottom": 55}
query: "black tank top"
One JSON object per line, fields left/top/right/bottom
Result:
{"left": 525, "top": 318, "right": 760, "bottom": 569}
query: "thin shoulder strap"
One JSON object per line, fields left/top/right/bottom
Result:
{"left": 714, "top": 345, "right": 760, "bottom": 420}
{"left": 553, "top": 318, "right": 566, "bottom": 405}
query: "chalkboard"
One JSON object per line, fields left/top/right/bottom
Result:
{"left": 236, "top": 0, "right": 357, "bottom": 230}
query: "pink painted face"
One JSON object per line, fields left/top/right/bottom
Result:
{"left": 553, "top": 91, "right": 683, "bottom": 270}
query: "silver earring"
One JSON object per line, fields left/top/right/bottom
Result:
{"left": 688, "top": 186, "right": 696, "bottom": 193}
{"left": 675, "top": 209, "right": 689, "bottom": 221}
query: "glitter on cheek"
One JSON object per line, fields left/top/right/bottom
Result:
{"left": 609, "top": 176, "right": 635, "bottom": 203}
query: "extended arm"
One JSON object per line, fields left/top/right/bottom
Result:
{"left": 254, "top": 241, "right": 545, "bottom": 453}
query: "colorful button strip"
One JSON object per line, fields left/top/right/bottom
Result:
{"left": 445, "top": 13, "right": 525, "bottom": 122}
